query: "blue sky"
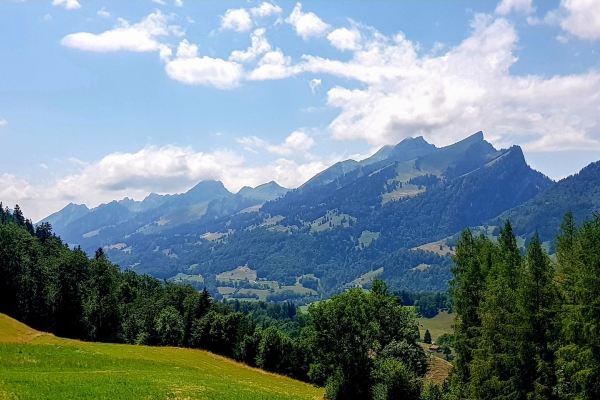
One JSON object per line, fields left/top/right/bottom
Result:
{"left": 1, "top": 0, "right": 599, "bottom": 220}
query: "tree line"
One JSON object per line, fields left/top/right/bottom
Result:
{"left": 0, "top": 203, "right": 436, "bottom": 399}
{"left": 443, "top": 211, "right": 600, "bottom": 399}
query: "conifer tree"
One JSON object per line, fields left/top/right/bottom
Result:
{"left": 424, "top": 329, "right": 432, "bottom": 344}
{"left": 518, "top": 233, "right": 558, "bottom": 399}
{"left": 449, "top": 229, "right": 488, "bottom": 388}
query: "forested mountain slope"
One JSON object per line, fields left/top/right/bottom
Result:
{"left": 32, "top": 132, "right": 554, "bottom": 298}
{"left": 491, "top": 159, "right": 600, "bottom": 243}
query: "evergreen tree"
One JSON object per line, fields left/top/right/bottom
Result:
{"left": 470, "top": 221, "right": 523, "bottom": 399}
{"left": 449, "top": 229, "right": 489, "bottom": 389}
{"left": 424, "top": 329, "right": 432, "bottom": 344}
{"left": 517, "top": 233, "right": 558, "bottom": 399}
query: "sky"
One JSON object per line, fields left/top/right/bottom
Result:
{"left": 1, "top": 0, "right": 600, "bottom": 221}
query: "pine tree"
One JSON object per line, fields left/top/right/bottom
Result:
{"left": 518, "top": 233, "right": 558, "bottom": 399}
{"left": 449, "top": 229, "right": 488, "bottom": 387}
{"left": 470, "top": 221, "right": 523, "bottom": 399}
{"left": 424, "top": 329, "right": 432, "bottom": 344}
{"left": 13, "top": 204, "right": 25, "bottom": 226}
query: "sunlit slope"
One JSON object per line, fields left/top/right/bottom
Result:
{"left": 0, "top": 314, "right": 323, "bottom": 400}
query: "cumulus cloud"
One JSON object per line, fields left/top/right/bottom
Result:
{"left": 174, "top": 0, "right": 183, "bottom": 7}
{"left": 238, "top": 130, "right": 316, "bottom": 156}
{"left": 246, "top": 48, "right": 294, "bottom": 81}
{"left": 229, "top": 28, "right": 271, "bottom": 63}
{"left": 327, "top": 27, "right": 362, "bottom": 51}
{"left": 97, "top": 7, "right": 110, "bottom": 18}
{"left": 250, "top": 2, "right": 282, "bottom": 18}
{"left": 234, "top": 13, "right": 599, "bottom": 152}
{"left": 61, "top": 11, "right": 183, "bottom": 62}
{"left": 0, "top": 144, "right": 333, "bottom": 222}
{"left": 528, "top": 0, "right": 600, "bottom": 41}
{"left": 151, "top": 0, "right": 166, "bottom": 5}
{"left": 268, "top": 131, "right": 316, "bottom": 155}
{"left": 495, "top": 0, "right": 534, "bottom": 15}
{"left": 285, "top": 3, "right": 330, "bottom": 40}
{"left": 309, "top": 78, "right": 321, "bottom": 93}
{"left": 220, "top": 8, "right": 252, "bottom": 33}
{"left": 558, "top": 0, "right": 600, "bottom": 40}
{"left": 0, "top": 119, "right": 7, "bottom": 126}
{"left": 52, "top": 0, "right": 80, "bottom": 10}
{"left": 165, "top": 40, "right": 244, "bottom": 89}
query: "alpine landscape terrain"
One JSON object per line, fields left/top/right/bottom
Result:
{"left": 3, "top": 0, "right": 600, "bottom": 398}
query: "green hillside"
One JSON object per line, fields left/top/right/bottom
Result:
{"left": 0, "top": 314, "right": 323, "bottom": 400}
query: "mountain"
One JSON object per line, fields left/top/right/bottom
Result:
{"left": 301, "top": 135, "right": 436, "bottom": 189}
{"left": 38, "top": 202, "right": 90, "bottom": 232}
{"left": 491, "top": 159, "right": 600, "bottom": 243}
{"left": 40, "top": 181, "right": 284, "bottom": 246}
{"left": 237, "top": 181, "right": 289, "bottom": 201}
{"left": 34, "top": 131, "right": 561, "bottom": 298}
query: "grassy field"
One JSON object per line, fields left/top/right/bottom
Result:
{"left": 350, "top": 268, "right": 384, "bottom": 286}
{"left": 418, "top": 311, "right": 455, "bottom": 343}
{"left": 170, "top": 273, "right": 204, "bottom": 285}
{"left": 0, "top": 314, "right": 324, "bottom": 400}
{"left": 216, "top": 266, "right": 257, "bottom": 282}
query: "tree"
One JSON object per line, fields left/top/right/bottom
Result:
{"left": 12, "top": 204, "right": 24, "bottom": 226}
{"left": 155, "top": 306, "right": 184, "bottom": 347}
{"left": 303, "top": 280, "right": 423, "bottom": 399}
{"left": 517, "top": 233, "right": 558, "bottom": 399}
{"left": 449, "top": 229, "right": 489, "bottom": 387}
{"left": 424, "top": 329, "right": 432, "bottom": 344}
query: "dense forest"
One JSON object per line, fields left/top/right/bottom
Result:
{"left": 445, "top": 212, "right": 600, "bottom": 399}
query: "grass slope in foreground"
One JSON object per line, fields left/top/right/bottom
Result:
{"left": 0, "top": 314, "right": 323, "bottom": 400}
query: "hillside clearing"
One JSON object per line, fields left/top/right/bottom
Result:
{"left": 0, "top": 314, "right": 323, "bottom": 400}
{"left": 418, "top": 311, "right": 455, "bottom": 343}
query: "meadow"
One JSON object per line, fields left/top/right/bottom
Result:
{"left": 0, "top": 314, "right": 324, "bottom": 400}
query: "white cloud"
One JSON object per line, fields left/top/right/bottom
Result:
{"left": 61, "top": 11, "right": 183, "bottom": 62}
{"left": 52, "top": 0, "right": 80, "bottom": 10}
{"left": 238, "top": 130, "right": 316, "bottom": 156}
{"left": 220, "top": 8, "right": 252, "bottom": 33}
{"left": 250, "top": 2, "right": 282, "bottom": 18}
{"left": 174, "top": 0, "right": 183, "bottom": 7}
{"left": 229, "top": 28, "right": 271, "bottom": 63}
{"left": 328, "top": 27, "right": 362, "bottom": 51}
{"left": 265, "top": 14, "right": 600, "bottom": 152}
{"left": 246, "top": 48, "right": 294, "bottom": 81}
{"left": 268, "top": 131, "right": 316, "bottom": 155}
{"left": 165, "top": 40, "right": 244, "bottom": 89}
{"left": 97, "top": 7, "right": 110, "bottom": 18}
{"left": 559, "top": 0, "right": 600, "bottom": 40}
{"left": 528, "top": 0, "right": 600, "bottom": 41}
{"left": 285, "top": 3, "right": 330, "bottom": 40}
{"left": 151, "top": 0, "right": 166, "bottom": 5}
{"left": 0, "top": 119, "right": 7, "bottom": 126}
{"left": 41, "top": 13, "right": 53, "bottom": 22}
{"left": 495, "top": 0, "right": 534, "bottom": 15}
{"left": 0, "top": 144, "right": 334, "bottom": 222}
{"left": 309, "top": 78, "right": 321, "bottom": 93}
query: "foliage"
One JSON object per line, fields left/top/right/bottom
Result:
{"left": 446, "top": 212, "right": 600, "bottom": 400}
{"left": 0, "top": 205, "right": 430, "bottom": 399}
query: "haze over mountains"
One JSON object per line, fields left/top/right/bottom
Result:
{"left": 39, "top": 131, "right": 597, "bottom": 299}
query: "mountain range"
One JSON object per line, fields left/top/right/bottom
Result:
{"left": 38, "top": 131, "right": 596, "bottom": 299}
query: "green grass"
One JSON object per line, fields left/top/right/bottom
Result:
{"left": 0, "top": 314, "right": 323, "bottom": 400}
{"left": 350, "top": 268, "right": 384, "bottom": 286}
{"left": 170, "top": 272, "right": 204, "bottom": 284}
{"left": 216, "top": 266, "right": 257, "bottom": 282}
{"left": 418, "top": 311, "right": 455, "bottom": 343}
{"left": 356, "top": 231, "right": 380, "bottom": 248}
